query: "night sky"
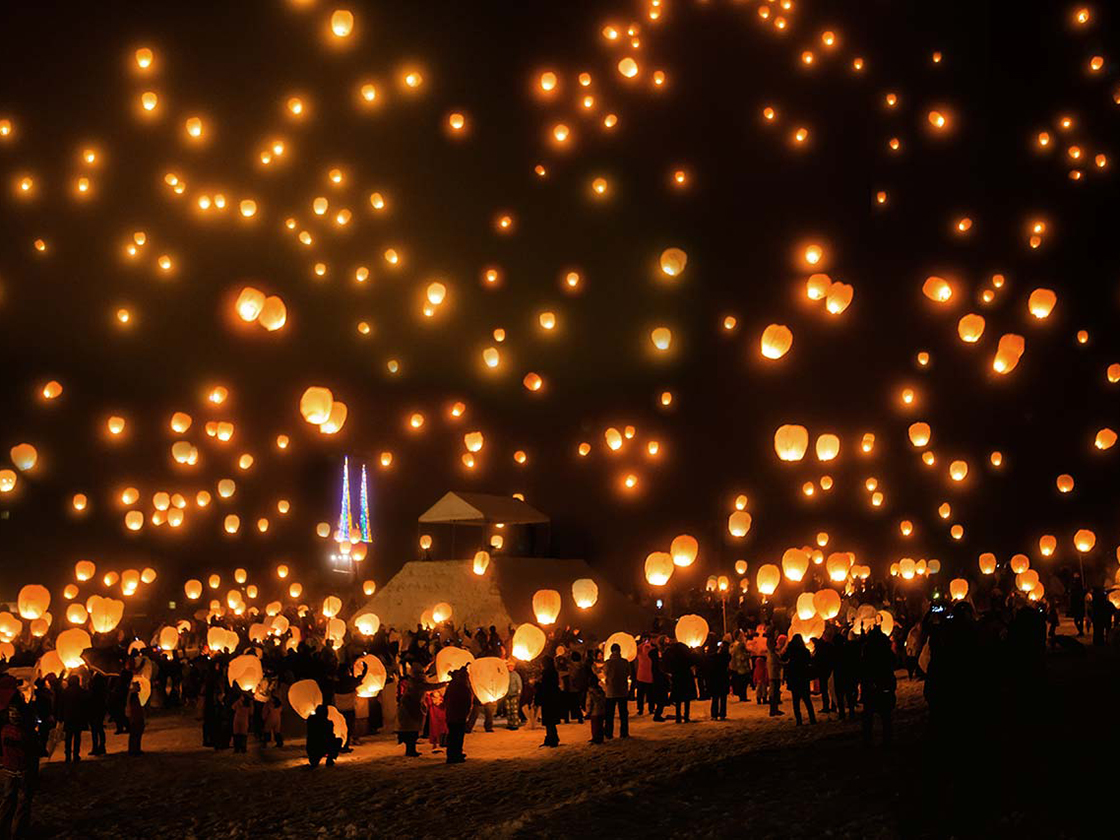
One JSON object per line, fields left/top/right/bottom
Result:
{"left": 0, "top": 0, "right": 1117, "bottom": 606}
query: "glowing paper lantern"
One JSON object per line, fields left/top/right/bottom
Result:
{"left": 66, "top": 604, "right": 88, "bottom": 624}
{"left": 572, "top": 579, "right": 599, "bottom": 609}
{"left": 17, "top": 585, "right": 50, "bottom": 620}
{"left": 532, "top": 589, "right": 562, "bottom": 625}
{"left": 756, "top": 564, "right": 781, "bottom": 595}
{"left": 87, "top": 596, "right": 124, "bottom": 633}
{"left": 258, "top": 296, "right": 287, "bottom": 331}
{"left": 774, "top": 425, "right": 809, "bottom": 461}
{"left": 949, "top": 579, "right": 969, "bottom": 600}
{"left": 992, "top": 334, "right": 1025, "bottom": 374}
{"left": 760, "top": 324, "right": 793, "bottom": 359}
{"left": 781, "top": 548, "right": 810, "bottom": 582}
{"left": 228, "top": 654, "right": 263, "bottom": 691}
{"left": 644, "top": 551, "right": 674, "bottom": 585}
{"left": 728, "top": 511, "right": 752, "bottom": 538}
{"left": 354, "top": 655, "right": 387, "bottom": 698}
{"left": 158, "top": 626, "right": 179, "bottom": 651}
{"left": 511, "top": 623, "right": 547, "bottom": 661}
{"left": 813, "top": 589, "right": 841, "bottom": 619}
{"left": 75, "top": 560, "right": 96, "bottom": 582}
{"left": 815, "top": 434, "right": 840, "bottom": 462}
{"left": 1027, "top": 288, "right": 1056, "bottom": 319}
{"left": 1009, "top": 554, "right": 1030, "bottom": 574}
{"left": 322, "top": 596, "right": 342, "bottom": 618}
{"left": 353, "top": 612, "right": 380, "bottom": 636}
{"left": 432, "top": 602, "right": 453, "bottom": 623}
{"left": 978, "top": 553, "right": 997, "bottom": 575}
{"left": 299, "top": 387, "right": 334, "bottom": 424}
{"left": 468, "top": 657, "right": 510, "bottom": 703}
{"left": 288, "top": 679, "right": 323, "bottom": 719}
{"left": 10, "top": 444, "right": 38, "bottom": 471}
{"left": 796, "top": 593, "right": 817, "bottom": 621}
{"left": 659, "top": 247, "right": 688, "bottom": 277}
{"left": 957, "top": 313, "right": 986, "bottom": 343}
{"left": 674, "top": 614, "right": 709, "bottom": 648}
{"left": 56, "top": 628, "right": 91, "bottom": 669}
{"left": 472, "top": 550, "right": 490, "bottom": 575}
{"left": 1074, "top": 529, "right": 1096, "bottom": 552}
{"left": 1094, "top": 428, "right": 1117, "bottom": 450}
{"left": 670, "top": 534, "right": 699, "bottom": 567}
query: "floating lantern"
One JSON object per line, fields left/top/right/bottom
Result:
{"left": 572, "top": 579, "right": 598, "bottom": 609}
{"left": 670, "top": 534, "right": 699, "bottom": 567}
{"left": 644, "top": 551, "right": 674, "bottom": 585}
{"left": 511, "top": 623, "right": 547, "bottom": 661}
{"left": 532, "top": 589, "right": 561, "bottom": 625}
{"left": 674, "top": 614, "right": 709, "bottom": 648}
{"left": 468, "top": 657, "right": 510, "bottom": 703}
{"left": 774, "top": 425, "right": 809, "bottom": 461}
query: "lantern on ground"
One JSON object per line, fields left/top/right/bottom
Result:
{"left": 473, "top": 550, "right": 490, "bottom": 575}
{"left": 468, "top": 657, "right": 510, "bottom": 703}
{"left": 675, "top": 614, "right": 709, "bottom": 648}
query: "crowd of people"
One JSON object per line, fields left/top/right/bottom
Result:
{"left": 0, "top": 566, "right": 1114, "bottom": 838}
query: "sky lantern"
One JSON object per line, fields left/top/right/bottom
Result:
{"left": 432, "top": 602, "right": 453, "bottom": 623}
{"left": 1094, "top": 428, "right": 1117, "bottom": 450}
{"left": 124, "top": 511, "right": 144, "bottom": 531}
{"left": 774, "top": 424, "right": 809, "bottom": 461}
{"left": 757, "top": 564, "right": 781, "bottom": 595}
{"left": 908, "top": 422, "right": 932, "bottom": 447}
{"left": 813, "top": 589, "right": 841, "bottom": 619}
{"left": 434, "top": 646, "right": 474, "bottom": 682}
{"left": 288, "top": 679, "right": 323, "bottom": 719}
{"left": 815, "top": 434, "right": 840, "bottom": 461}
{"left": 1056, "top": 474, "right": 1075, "bottom": 493}
{"left": 949, "top": 459, "right": 969, "bottom": 481}
{"left": 322, "top": 595, "right": 342, "bottom": 618}
{"left": 511, "top": 623, "right": 547, "bottom": 661}
{"left": 362, "top": 580, "right": 376, "bottom": 597}
{"left": 318, "top": 401, "right": 348, "bottom": 434}
{"left": 228, "top": 655, "right": 263, "bottom": 692}
{"left": 659, "top": 247, "right": 688, "bottom": 278}
{"left": 957, "top": 313, "right": 985, "bottom": 343}
{"left": 353, "top": 655, "right": 387, "bottom": 698}
{"left": 825, "top": 282, "right": 853, "bottom": 314}
{"left": 258, "top": 296, "right": 287, "bottom": 331}
{"left": 1009, "top": 554, "right": 1030, "bottom": 574}
{"left": 949, "top": 578, "right": 969, "bottom": 601}
{"left": 532, "top": 589, "right": 561, "bottom": 625}
{"left": 1074, "top": 529, "right": 1096, "bottom": 552}
{"left": 650, "top": 327, "right": 672, "bottom": 351}
{"left": 796, "top": 593, "right": 817, "bottom": 621}
{"left": 468, "top": 658, "right": 511, "bottom": 704}
{"left": 806, "top": 273, "right": 831, "bottom": 300}
{"left": 572, "top": 579, "right": 598, "bottom": 609}
{"left": 826, "top": 552, "right": 851, "bottom": 582}
{"left": 760, "top": 324, "right": 793, "bottom": 359}
{"left": 354, "top": 612, "right": 381, "bottom": 636}
{"left": 330, "top": 9, "right": 355, "bottom": 38}
{"left": 10, "top": 444, "right": 37, "bottom": 472}
{"left": 299, "top": 386, "right": 334, "bottom": 424}
{"left": 1027, "top": 288, "right": 1056, "bottom": 319}
{"left": 66, "top": 603, "right": 88, "bottom": 625}
{"left": 922, "top": 276, "right": 953, "bottom": 303}
{"left": 992, "top": 334, "right": 1025, "bottom": 374}
{"left": 1038, "top": 535, "right": 1057, "bottom": 557}
{"left": 674, "top": 614, "right": 709, "bottom": 648}
{"left": 0, "top": 471, "right": 16, "bottom": 493}
{"left": 670, "top": 534, "right": 699, "bottom": 567}
{"left": 899, "top": 558, "right": 917, "bottom": 579}
{"left": 88, "top": 596, "right": 123, "bottom": 633}
{"left": 644, "top": 551, "right": 674, "bottom": 585}
{"left": 782, "top": 548, "right": 810, "bottom": 582}
{"left": 728, "top": 511, "right": 752, "bottom": 537}
{"left": 236, "top": 287, "right": 266, "bottom": 322}
{"left": 464, "top": 431, "right": 484, "bottom": 453}
{"left": 472, "top": 550, "right": 490, "bottom": 575}
{"left": 17, "top": 585, "right": 50, "bottom": 620}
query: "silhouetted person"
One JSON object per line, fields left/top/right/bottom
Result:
{"left": 705, "top": 638, "right": 731, "bottom": 721}
{"left": 87, "top": 673, "right": 107, "bottom": 756}
{"left": 784, "top": 635, "right": 816, "bottom": 725}
{"left": 535, "top": 656, "right": 562, "bottom": 747}
{"left": 1069, "top": 574, "right": 1085, "bottom": 635}
{"left": 860, "top": 627, "right": 896, "bottom": 744}
{"left": 444, "top": 667, "right": 472, "bottom": 764}
{"left": 603, "top": 644, "right": 630, "bottom": 738}
{"left": 60, "top": 674, "right": 89, "bottom": 763}
{"left": 1090, "top": 587, "right": 1113, "bottom": 646}
{"left": 305, "top": 704, "right": 337, "bottom": 767}
{"left": 664, "top": 640, "right": 696, "bottom": 722}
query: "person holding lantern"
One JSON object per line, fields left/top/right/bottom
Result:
{"left": 443, "top": 667, "right": 472, "bottom": 763}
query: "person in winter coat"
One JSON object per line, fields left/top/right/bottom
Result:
{"left": 635, "top": 639, "right": 655, "bottom": 715}
{"left": 505, "top": 663, "right": 522, "bottom": 730}
{"left": 534, "top": 656, "right": 563, "bottom": 747}
{"left": 424, "top": 688, "right": 448, "bottom": 751}
{"left": 0, "top": 674, "right": 38, "bottom": 840}
{"left": 603, "top": 644, "right": 630, "bottom": 738}
{"left": 305, "top": 704, "right": 337, "bottom": 767}
{"left": 232, "top": 691, "right": 253, "bottom": 753}
{"left": 812, "top": 630, "right": 835, "bottom": 714}
{"left": 783, "top": 635, "right": 816, "bottom": 725}
{"left": 586, "top": 680, "right": 606, "bottom": 744}
{"left": 766, "top": 630, "right": 786, "bottom": 717}
{"left": 567, "top": 651, "right": 587, "bottom": 723}
{"left": 728, "top": 633, "right": 752, "bottom": 702}
{"left": 705, "top": 638, "right": 731, "bottom": 721}
{"left": 860, "top": 627, "right": 896, "bottom": 744}
{"left": 395, "top": 662, "right": 442, "bottom": 757}
{"left": 648, "top": 645, "right": 668, "bottom": 721}
{"left": 904, "top": 622, "right": 923, "bottom": 680}
{"left": 126, "top": 682, "right": 145, "bottom": 756}
{"left": 663, "top": 641, "right": 696, "bottom": 723}
{"left": 749, "top": 629, "right": 769, "bottom": 704}
{"left": 263, "top": 694, "right": 284, "bottom": 747}
{"left": 60, "top": 674, "right": 89, "bottom": 764}
{"left": 443, "top": 667, "right": 472, "bottom": 763}
{"left": 87, "top": 672, "right": 107, "bottom": 756}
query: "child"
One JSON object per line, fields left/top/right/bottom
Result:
{"left": 424, "top": 687, "right": 447, "bottom": 752}
{"left": 586, "top": 680, "right": 606, "bottom": 744}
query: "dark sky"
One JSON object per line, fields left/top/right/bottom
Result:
{"left": 0, "top": 0, "right": 1117, "bottom": 605}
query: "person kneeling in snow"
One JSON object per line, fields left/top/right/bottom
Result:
{"left": 306, "top": 704, "right": 338, "bottom": 768}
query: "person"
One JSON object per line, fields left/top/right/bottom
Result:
{"left": 766, "top": 630, "right": 785, "bottom": 717}
{"left": 87, "top": 672, "right": 107, "bottom": 756}
{"left": 860, "top": 627, "right": 896, "bottom": 745}
{"left": 232, "top": 690, "right": 252, "bottom": 753}
{"left": 586, "top": 679, "right": 606, "bottom": 744}
{"left": 1091, "top": 587, "right": 1113, "bottom": 646}
{"left": 263, "top": 694, "right": 283, "bottom": 747}
{"left": 505, "top": 662, "right": 522, "bottom": 730}
{"left": 1069, "top": 573, "right": 1085, "bottom": 636}
{"left": 664, "top": 640, "right": 696, "bottom": 723}
{"left": 603, "top": 643, "right": 630, "bottom": 738}
{"left": 305, "top": 704, "right": 337, "bottom": 767}
{"left": 728, "top": 633, "right": 751, "bottom": 702}
{"left": 60, "top": 674, "right": 89, "bottom": 764}
{"left": 649, "top": 644, "right": 668, "bottom": 721}
{"left": 750, "top": 630, "right": 769, "bottom": 705}
{"left": 813, "top": 629, "right": 835, "bottom": 713}
{"left": 126, "top": 681, "right": 145, "bottom": 756}
{"left": 567, "top": 651, "right": 587, "bottom": 723}
{"left": 705, "top": 638, "right": 731, "bottom": 720}
{"left": 635, "top": 638, "right": 654, "bottom": 715}
{"left": 904, "top": 622, "right": 922, "bottom": 680}
{"left": 0, "top": 675, "right": 38, "bottom": 840}
{"left": 783, "top": 635, "right": 816, "bottom": 725}
{"left": 395, "top": 662, "right": 440, "bottom": 757}
{"left": 423, "top": 688, "right": 447, "bottom": 752}
{"left": 443, "top": 667, "right": 472, "bottom": 764}
{"left": 535, "top": 656, "right": 562, "bottom": 747}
